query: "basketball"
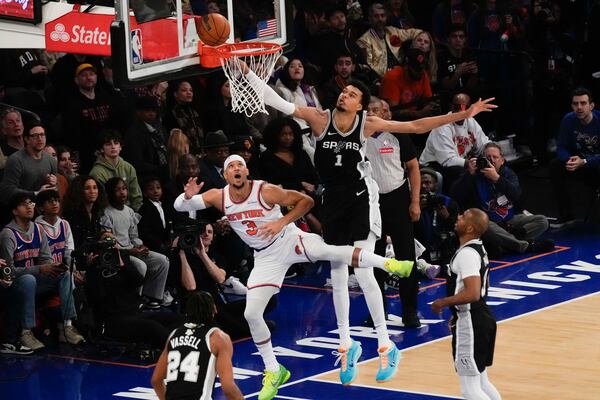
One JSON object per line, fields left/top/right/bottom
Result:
{"left": 196, "top": 13, "right": 231, "bottom": 47}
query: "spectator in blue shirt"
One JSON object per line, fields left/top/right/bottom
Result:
{"left": 549, "top": 87, "right": 600, "bottom": 226}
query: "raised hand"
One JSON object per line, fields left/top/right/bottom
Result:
{"left": 466, "top": 98, "right": 497, "bottom": 119}
{"left": 184, "top": 177, "right": 204, "bottom": 200}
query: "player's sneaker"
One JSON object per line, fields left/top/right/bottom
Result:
{"left": 376, "top": 343, "right": 402, "bottom": 382}
{"left": 258, "top": 364, "right": 290, "bottom": 400}
{"left": 416, "top": 258, "right": 441, "bottom": 279}
{"left": 334, "top": 339, "right": 362, "bottom": 385}
{"left": 384, "top": 259, "right": 414, "bottom": 278}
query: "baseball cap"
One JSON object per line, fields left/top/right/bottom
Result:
{"left": 75, "top": 63, "right": 97, "bottom": 77}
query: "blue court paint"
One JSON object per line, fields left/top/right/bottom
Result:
{"left": 1, "top": 224, "right": 599, "bottom": 399}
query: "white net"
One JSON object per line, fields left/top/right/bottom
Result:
{"left": 219, "top": 43, "right": 282, "bottom": 118}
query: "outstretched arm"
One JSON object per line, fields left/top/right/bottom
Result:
{"left": 366, "top": 98, "right": 497, "bottom": 136}
{"left": 173, "top": 177, "right": 223, "bottom": 213}
{"left": 244, "top": 67, "right": 329, "bottom": 134}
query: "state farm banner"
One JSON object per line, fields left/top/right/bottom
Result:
{"left": 45, "top": 8, "right": 184, "bottom": 59}
{"left": 0, "top": 0, "right": 42, "bottom": 24}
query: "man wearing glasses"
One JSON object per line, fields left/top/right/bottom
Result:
{"left": 0, "top": 192, "right": 84, "bottom": 351}
{"left": 0, "top": 122, "right": 58, "bottom": 217}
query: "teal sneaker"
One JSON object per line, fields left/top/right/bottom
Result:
{"left": 375, "top": 343, "right": 401, "bottom": 382}
{"left": 384, "top": 259, "right": 414, "bottom": 278}
{"left": 258, "top": 364, "right": 290, "bottom": 400}
{"left": 334, "top": 339, "right": 362, "bottom": 385}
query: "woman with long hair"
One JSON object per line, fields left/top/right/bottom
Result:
{"left": 62, "top": 175, "right": 107, "bottom": 249}
{"left": 411, "top": 30, "right": 439, "bottom": 86}
{"left": 274, "top": 58, "right": 322, "bottom": 132}
{"left": 163, "top": 80, "right": 204, "bottom": 155}
{"left": 167, "top": 128, "right": 190, "bottom": 181}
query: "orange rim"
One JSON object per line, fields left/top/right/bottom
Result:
{"left": 198, "top": 42, "right": 282, "bottom": 68}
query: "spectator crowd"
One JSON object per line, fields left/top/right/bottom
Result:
{"left": 1, "top": 0, "right": 599, "bottom": 354}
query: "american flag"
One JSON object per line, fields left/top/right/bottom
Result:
{"left": 257, "top": 18, "right": 278, "bottom": 38}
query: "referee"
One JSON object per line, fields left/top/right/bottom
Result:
{"left": 431, "top": 209, "right": 501, "bottom": 400}
{"left": 365, "top": 97, "right": 422, "bottom": 328}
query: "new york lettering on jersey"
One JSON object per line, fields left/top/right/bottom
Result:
{"left": 314, "top": 110, "right": 369, "bottom": 186}
{"left": 222, "top": 180, "right": 284, "bottom": 250}
{"left": 10, "top": 224, "right": 43, "bottom": 269}
{"left": 42, "top": 220, "right": 68, "bottom": 264}
{"left": 165, "top": 323, "right": 217, "bottom": 400}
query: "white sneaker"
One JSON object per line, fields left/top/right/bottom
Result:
{"left": 347, "top": 274, "right": 360, "bottom": 289}
{"left": 162, "top": 290, "right": 174, "bottom": 306}
{"left": 222, "top": 276, "right": 247, "bottom": 295}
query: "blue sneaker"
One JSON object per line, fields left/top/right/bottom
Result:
{"left": 334, "top": 339, "right": 362, "bottom": 385}
{"left": 375, "top": 343, "right": 401, "bottom": 382}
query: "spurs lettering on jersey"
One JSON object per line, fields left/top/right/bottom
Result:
{"left": 223, "top": 180, "right": 284, "bottom": 249}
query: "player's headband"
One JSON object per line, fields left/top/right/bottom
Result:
{"left": 224, "top": 155, "right": 247, "bottom": 171}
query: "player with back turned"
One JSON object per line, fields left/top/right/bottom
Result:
{"left": 151, "top": 291, "right": 243, "bottom": 400}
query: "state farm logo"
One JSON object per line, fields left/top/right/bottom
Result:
{"left": 49, "top": 23, "right": 69, "bottom": 42}
{"left": 48, "top": 22, "right": 110, "bottom": 45}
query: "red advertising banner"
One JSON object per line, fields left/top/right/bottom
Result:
{"left": 45, "top": 7, "right": 184, "bottom": 59}
{"left": 0, "top": 0, "right": 41, "bottom": 24}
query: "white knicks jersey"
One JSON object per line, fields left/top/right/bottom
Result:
{"left": 223, "top": 180, "right": 284, "bottom": 250}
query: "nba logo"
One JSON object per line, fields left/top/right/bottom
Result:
{"left": 131, "top": 29, "right": 143, "bottom": 65}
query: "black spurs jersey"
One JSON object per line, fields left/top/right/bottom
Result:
{"left": 446, "top": 241, "right": 490, "bottom": 315}
{"left": 165, "top": 323, "right": 218, "bottom": 400}
{"left": 314, "top": 110, "right": 369, "bottom": 187}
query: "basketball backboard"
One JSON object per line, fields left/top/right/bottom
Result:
{"left": 111, "top": 0, "right": 293, "bottom": 88}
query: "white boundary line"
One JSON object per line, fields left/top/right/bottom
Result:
{"left": 243, "top": 291, "right": 600, "bottom": 399}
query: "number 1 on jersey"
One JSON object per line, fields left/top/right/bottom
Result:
{"left": 335, "top": 154, "right": 343, "bottom": 166}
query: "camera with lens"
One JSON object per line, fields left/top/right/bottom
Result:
{"left": 422, "top": 192, "right": 445, "bottom": 209}
{"left": 174, "top": 220, "right": 207, "bottom": 250}
{"left": 476, "top": 156, "right": 490, "bottom": 170}
{"left": 73, "top": 236, "right": 119, "bottom": 274}
{"left": 1, "top": 265, "right": 15, "bottom": 282}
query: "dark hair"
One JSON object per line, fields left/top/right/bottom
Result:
{"left": 279, "top": 57, "right": 304, "bottom": 92}
{"left": 55, "top": 145, "right": 72, "bottom": 158}
{"left": 62, "top": 175, "right": 107, "bottom": 225}
{"left": 347, "top": 79, "right": 371, "bottom": 111}
{"left": 185, "top": 291, "right": 215, "bottom": 324}
{"left": 97, "top": 129, "right": 122, "bottom": 150}
{"left": 484, "top": 142, "right": 503, "bottom": 156}
{"left": 571, "top": 87, "right": 594, "bottom": 103}
{"left": 105, "top": 177, "right": 127, "bottom": 207}
{"left": 8, "top": 192, "right": 34, "bottom": 211}
{"left": 24, "top": 120, "right": 44, "bottom": 136}
{"left": 141, "top": 176, "right": 161, "bottom": 192}
{"left": 36, "top": 190, "right": 60, "bottom": 206}
{"left": 263, "top": 117, "right": 304, "bottom": 154}
{"left": 448, "top": 23, "right": 467, "bottom": 36}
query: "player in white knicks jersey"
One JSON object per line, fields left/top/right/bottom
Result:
{"left": 174, "top": 155, "right": 413, "bottom": 400}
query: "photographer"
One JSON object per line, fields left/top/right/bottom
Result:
{"left": 0, "top": 257, "right": 34, "bottom": 354}
{"left": 0, "top": 192, "right": 84, "bottom": 350}
{"left": 414, "top": 168, "right": 460, "bottom": 265}
{"left": 170, "top": 221, "right": 271, "bottom": 341}
{"left": 84, "top": 233, "right": 184, "bottom": 348}
{"left": 451, "top": 143, "right": 554, "bottom": 256}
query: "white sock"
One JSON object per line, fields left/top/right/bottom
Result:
{"left": 357, "top": 249, "right": 386, "bottom": 270}
{"left": 64, "top": 320, "right": 72, "bottom": 327}
{"left": 480, "top": 370, "right": 501, "bottom": 400}
{"left": 330, "top": 262, "right": 352, "bottom": 348}
{"left": 256, "top": 340, "right": 279, "bottom": 373}
{"left": 460, "top": 374, "right": 492, "bottom": 400}
{"left": 354, "top": 268, "right": 391, "bottom": 348}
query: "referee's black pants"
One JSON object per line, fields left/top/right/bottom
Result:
{"left": 374, "top": 183, "right": 418, "bottom": 322}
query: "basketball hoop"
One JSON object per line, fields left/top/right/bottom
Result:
{"left": 199, "top": 42, "right": 283, "bottom": 117}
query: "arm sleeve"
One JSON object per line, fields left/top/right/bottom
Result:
{"left": 129, "top": 209, "right": 144, "bottom": 247}
{"left": 174, "top": 193, "right": 207, "bottom": 212}
{"left": 430, "top": 126, "right": 466, "bottom": 168}
{"left": 495, "top": 167, "right": 522, "bottom": 202}
{"left": 0, "top": 156, "right": 33, "bottom": 205}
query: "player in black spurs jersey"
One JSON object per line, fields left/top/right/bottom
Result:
{"left": 151, "top": 291, "right": 243, "bottom": 400}
{"left": 432, "top": 209, "right": 501, "bottom": 400}
{"left": 243, "top": 64, "right": 496, "bottom": 384}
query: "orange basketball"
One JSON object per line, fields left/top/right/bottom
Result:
{"left": 196, "top": 13, "right": 231, "bottom": 47}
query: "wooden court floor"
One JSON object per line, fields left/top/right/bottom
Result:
{"left": 318, "top": 293, "right": 600, "bottom": 399}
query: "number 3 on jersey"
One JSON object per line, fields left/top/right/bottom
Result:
{"left": 335, "top": 154, "right": 343, "bottom": 166}
{"left": 242, "top": 220, "right": 258, "bottom": 235}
